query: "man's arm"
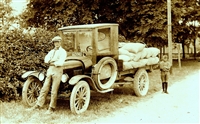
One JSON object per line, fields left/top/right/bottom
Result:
{"left": 54, "top": 49, "right": 67, "bottom": 66}
{"left": 44, "top": 50, "right": 53, "bottom": 63}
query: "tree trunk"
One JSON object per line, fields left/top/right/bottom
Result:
{"left": 194, "top": 39, "right": 196, "bottom": 60}
{"left": 182, "top": 40, "right": 185, "bottom": 59}
{"left": 163, "top": 45, "right": 166, "bottom": 55}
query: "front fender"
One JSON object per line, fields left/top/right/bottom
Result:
{"left": 22, "top": 71, "right": 45, "bottom": 81}
{"left": 69, "top": 75, "right": 99, "bottom": 91}
{"left": 69, "top": 75, "right": 114, "bottom": 93}
{"left": 69, "top": 75, "right": 92, "bottom": 85}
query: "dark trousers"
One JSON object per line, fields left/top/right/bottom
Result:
{"left": 162, "top": 82, "right": 168, "bottom": 93}
{"left": 161, "top": 71, "right": 170, "bottom": 82}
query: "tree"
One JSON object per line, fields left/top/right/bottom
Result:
{"left": 172, "top": 0, "right": 200, "bottom": 59}
{"left": 21, "top": 0, "right": 167, "bottom": 46}
{"left": 0, "top": 0, "right": 15, "bottom": 26}
{"left": 20, "top": 0, "right": 200, "bottom": 50}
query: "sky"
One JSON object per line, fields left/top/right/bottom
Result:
{"left": 10, "top": 0, "right": 28, "bottom": 15}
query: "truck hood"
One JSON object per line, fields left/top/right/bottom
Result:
{"left": 63, "top": 56, "right": 92, "bottom": 69}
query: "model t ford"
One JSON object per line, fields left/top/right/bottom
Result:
{"left": 22, "top": 23, "right": 159, "bottom": 114}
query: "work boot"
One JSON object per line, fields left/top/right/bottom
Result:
{"left": 45, "top": 107, "right": 55, "bottom": 115}
{"left": 26, "top": 104, "right": 40, "bottom": 111}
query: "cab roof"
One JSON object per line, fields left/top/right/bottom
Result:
{"left": 58, "top": 23, "right": 119, "bottom": 31}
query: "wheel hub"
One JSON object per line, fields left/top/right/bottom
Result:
{"left": 139, "top": 75, "right": 146, "bottom": 91}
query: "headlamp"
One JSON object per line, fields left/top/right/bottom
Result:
{"left": 61, "top": 74, "right": 69, "bottom": 83}
{"left": 38, "top": 72, "right": 45, "bottom": 81}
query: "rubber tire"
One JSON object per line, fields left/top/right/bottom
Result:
{"left": 22, "top": 77, "right": 42, "bottom": 106}
{"left": 70, "top": 80, "right": 90, "bottom": 114}
{"left": 133, "top": 68, "right": 149, "bottom": 97}
{"left": 93, "top": 57, "right": 117, "bottom": 90}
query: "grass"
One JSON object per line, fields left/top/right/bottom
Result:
{"left": 1, "top": 60, "right": 200, "bottom": 124}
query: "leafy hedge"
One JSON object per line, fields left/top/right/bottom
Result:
{"left": 0, "top": 26, "right": 57, "bottom": 101}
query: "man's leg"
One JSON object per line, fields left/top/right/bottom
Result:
{"left": 165, "top": 82, "right": 168, "bottom": 94}
{"left": 162, "top": 82, "right": 165, "bottom": 92}
{"left": 49, "top": 71, "right": 62, "bottom": 109}
{"left": 164, "top": 73, "right": 169, "bottom": 94}
{"left": 45, "top": 72, "right": 62, "bottom": 115}
{"left": 36, "top": 76, "right": 52, "bottom": 107}
{"left": 27, "top": 75, "right": 51, "bottom": 111}
{"left": 161, "top": 72, "right": 165, "bottom": 92}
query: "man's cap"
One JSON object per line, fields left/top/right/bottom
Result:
{"left": 51, "top": 36, "right": 62, "bottom": 42}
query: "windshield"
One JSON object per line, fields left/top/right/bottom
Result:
{"left": 62, "top": 30, "right": 92, "bottom": 56}
{"left": 61, "top": 28, "right": 111, "bottom": 56}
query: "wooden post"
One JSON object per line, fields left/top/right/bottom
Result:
{"left": 167, "top": 0, "right": 173, "bottom": 73}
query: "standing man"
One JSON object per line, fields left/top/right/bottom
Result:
{"left": 28, "top": 36, "right": 67, "bottom": 114}
{"left": 159, "top": 55, "right": 172, "bottom": 94}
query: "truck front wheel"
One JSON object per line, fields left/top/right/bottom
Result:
{"left": 22, "top": 77, "right": 42, "bottom": 106}
{"left": 70, "top": 80, "right": 90, "bottom": 114}
{"left": 133, "top": 68, "right": 149, "bottom": 97}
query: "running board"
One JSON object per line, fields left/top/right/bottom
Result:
{"left": 97, "top": 88, "right": 114, "bottom": 93}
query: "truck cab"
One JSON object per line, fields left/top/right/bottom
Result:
{"left": 59, "top": 23, "right": 119, "bottom": 64}
{"left": 59, "top": 24, "right": 120, "bottom": 91}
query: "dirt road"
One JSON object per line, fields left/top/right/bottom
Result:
{"left": 89, "top": 71, "right": 200, "bottom": 123}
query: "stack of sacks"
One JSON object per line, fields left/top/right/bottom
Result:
{"left": 118, "top": 43, "right": 160, "bottom": 70}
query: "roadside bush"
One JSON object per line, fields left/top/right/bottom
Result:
{"left": 0, "top": 26, "right": 57, "bottom": 101}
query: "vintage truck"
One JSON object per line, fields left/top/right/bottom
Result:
{"left": 22, "top": 23, "right": 159, "bottom": 114}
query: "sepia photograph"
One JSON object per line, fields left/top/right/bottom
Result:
{"left": 0, "top": 0, "right": 200, "bottom": 123}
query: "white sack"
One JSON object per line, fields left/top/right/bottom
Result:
{"left": 145, "top": 47, "right": 160, "bottom": 58}
{"left": 130, "top": 61, "right": 140, "bottom": 68}
{"left": 118, "top": 48, "right": 135, "bottom": 57}
{"left": 123, "top": 57, "right": 159, "bottom": 70}
{"left": 147, "top": 47, "right": 160, "bottom": 57}
{"left": 122, "top": 43, "right": 145, "bottom": 54}
{"left": 140, "top": 48, "right": 148, "bottom": 59}
{"left": 130, "top": 59, "right": 148, "bottom": 68}
{"left": 132, "top": 51, "right": 142, "bottom": 62}
{"left": 123, "top": 61, "right": 133, "bottom": 70}
{"left": 123, "top": 61, "right": 141, "bottom": 70}
{"left": 119, "top": 42, "right": 126, "bottom": 48}
{"left": 119, "top": 55, "right": 131, "bottom": 62}
{"left": 138, "top": 59, "right": 149, "bottom": 66}
{"left": 147, "top": 57, "right": 159, "bottom": 65}
{"left": 145, "top": 48, "right": 153, "bottom": 58}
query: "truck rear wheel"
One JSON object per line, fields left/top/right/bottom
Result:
{"left": 133, "top": 68, "right": 149, "bottom": 97}
{"left": 92, "top": 57, "right": 117, "bottom": 90}
{"left": 70, "top": 80, "right": 90, "bottom": 114}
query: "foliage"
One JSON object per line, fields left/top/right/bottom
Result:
{"left": 20, "top": 0, "right": 200, "bottom": 48}
{"left": 172, "top": 0, "right": 200, "bottom": 41}
{"left": 0, "top": 25, "right": 57, "bottom": 101}
{"left": 171, "top": 0, "right": 200, "bottom": 58}
{"left": 0, "top": 0, "right": 16, "bottom": 26}
{"left": 20, "top": 0, "right": 168, "bottom": 47}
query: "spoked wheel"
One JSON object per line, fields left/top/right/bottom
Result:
{"left": 92, "top": 57, "right": 117, "bottom": 90}
{"left": 22, "top": 77, "right": 42, "bottom": 106}
{"left": 133, "top": 68, "right": 149, "bottom": 97}
{"left": 70, "top": 80, "right": 90, "bottom": 114}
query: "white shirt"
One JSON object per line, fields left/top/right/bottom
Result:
{"left": 44, "top": 47, "right": 67, "bottom": 66}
